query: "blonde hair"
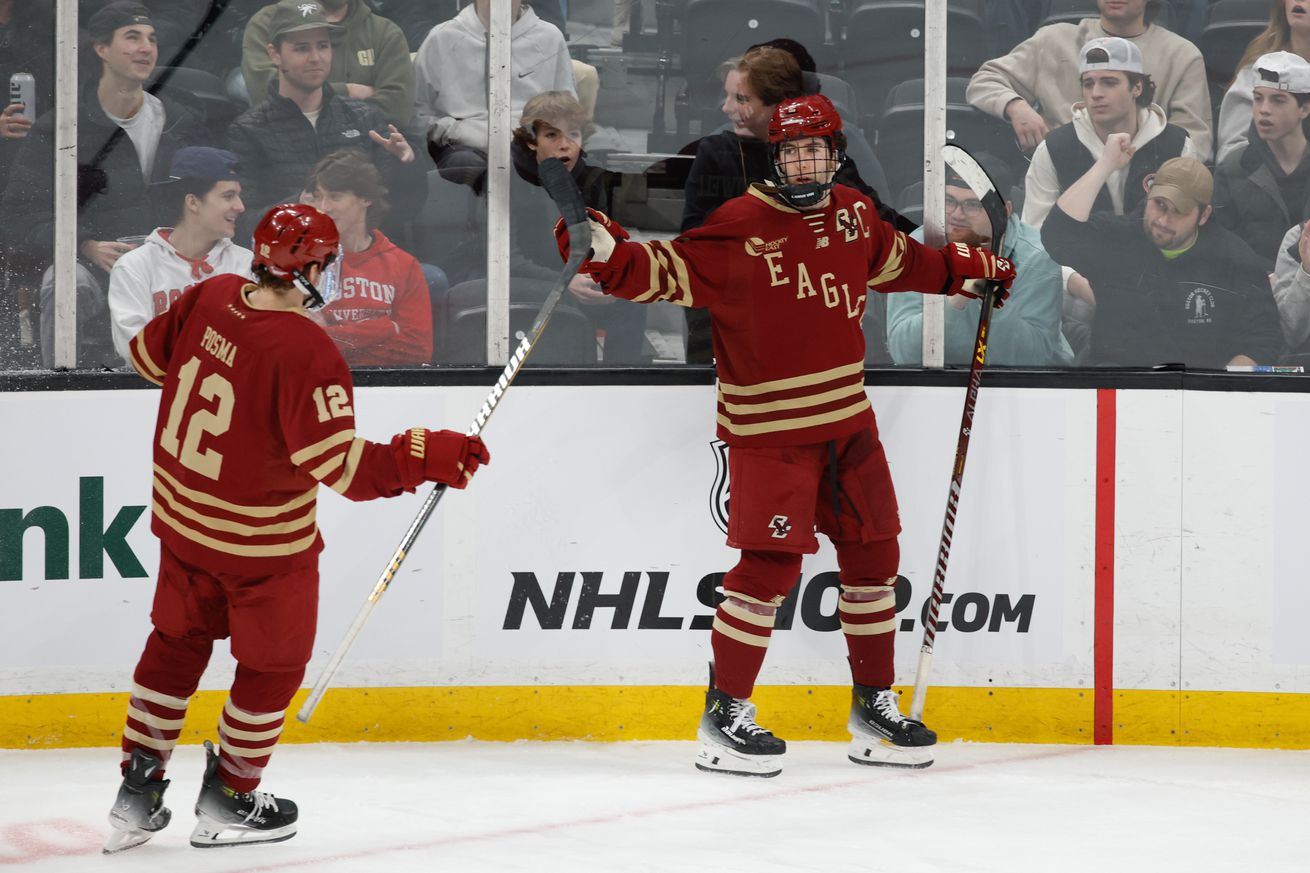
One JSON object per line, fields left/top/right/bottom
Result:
{"left": 1236, "top": 2, "right": 1295, "bottom": 76}
{"left": 513, "top": 90, "right": 592, "bottom": 149}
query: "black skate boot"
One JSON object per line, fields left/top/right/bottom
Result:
{"left": 189, "top": 740, "right": 298, "bottom": 848}
{"left": 848, "top": 685, "right": 936, "bottom": 769}
{"left": 694, "top": 664, "right": 786, "bottom": 777}
{"left": 103, "top": 748, "right": 172, "bottom": 854}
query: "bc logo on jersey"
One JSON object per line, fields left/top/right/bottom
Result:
{"left": 768, "top": 515, "right": 792, "bottom": 539}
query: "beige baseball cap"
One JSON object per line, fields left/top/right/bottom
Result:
{"left": 1253, "top": 51, "right": 1310, "bottom": 94}
{"left": 1148, "top": 157, "right": 1213, "bottom": 213}
{"left": 1079, "top": 37, "right": 1144, "bottom": 75}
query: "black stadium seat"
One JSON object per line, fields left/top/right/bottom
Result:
{"left": 676, "top": 0, "right": 827, "bottom": 137}
{"left": 873, "top": 77, "right": 1022, "bottom": 195}
{"left": 1200, "top": 0, "right": 1272, "bottom": 112}
{"left": 437, "top": 280, "right": 597, "bottom": 366}
{"left": 839, "top": 1, "right": 988, "bottom": 121}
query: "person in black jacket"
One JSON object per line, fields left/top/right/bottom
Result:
{"left": 225, "top": 0, "right": 423, "bottom": 241}
{"left": 1042, "top": 134, "right": 1284, "bottom": 368}
{"left": 1214, "top": 52, "right": 1310, "bottom": 268}
{"left": 1, "top": 1, "right": 207, "bottom": 367}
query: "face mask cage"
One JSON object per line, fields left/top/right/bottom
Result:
{"left": 770, "top": 137, "right": 842, "bottom": 208}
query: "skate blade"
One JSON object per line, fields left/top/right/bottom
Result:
{"left": 103, "top": 806, "right": 171, "bottom": 854}
{"left": 847, "top": 737, "right": 935, "bottom": 769}
{"left": 694, "top": 742, "right": 781, "bottom": 777}
{"left": 189, "top": 813, "right": 297, "bottom": 849}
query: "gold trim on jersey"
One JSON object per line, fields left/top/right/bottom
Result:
{"left": 747, "top": 184, "right": 800, "bottom": 214}
{"left": 153, "top": 465, "right": 316, "bottom": 519}
{"left": 129, "top": 335, "right": 166, "bottom": 385}
{"left": 716, "top": 398, "right": 871, "bottom": 437}
{"left": 309, "top": 453, "right": 345, "bottom": 482}
{"left": 329, "top": 438, "right": 366, "bottom": 495}
{"left": 153, "top": 477, "right": 316, "bottom": 538}
{"left": 719, "top": 381, "right": 867, "bottom": 416}
{"left": 290, "top": 429, "right": 356, "bottom": 466}
{"left": 868, "top": 230, "right": 908, "bottom": 287}
{"left": 632, "top": 240, "right": 693, "bottom": 307}
{"left": 152, "top": 500, "right": 319, "bottom": 558}
{"left": 718, "top": 361, "right": 865, "bottom": 397}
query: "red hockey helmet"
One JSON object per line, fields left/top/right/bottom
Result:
{"left": 252, "top": 203, "right": 343, "bottom": 308}
{"left": 768, "top": 95, "right": 845, "bottom": 209}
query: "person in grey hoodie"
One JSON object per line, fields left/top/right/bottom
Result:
{"left": 412, "top": 0, "right": 575, "bottom": 192}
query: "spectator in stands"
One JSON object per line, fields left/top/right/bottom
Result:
{"left": 242, "top": 0, "right": 415, "bottom": 128}
{"left": 966, "top": 0, "right": 1212, "bottom": 158}
{"left": 1023, "top": 37, "right": 1204, "bottom": 229}
{"left": 2, "top": 1, "right": 207, "bottom": 367}
{"left": 412, "top": 0, "right": 575, "bottom": 193}
{"left": 887, "top": 155, "right": 1073, "bottom": 367}
{"left": 1271, "top": 217, "right": 1310, "bottom": 359}
{"left": 1216, "top": 0, "right": 1310, "bottom": 162}
{"left": 107, "top": 147, "right": 253, "bottom": 363}
{"left": 1214, "top": 52, "right": 1310, "bottom": 266}
{"left": 307, "top": 149, "right": 433, "bottom": 366}
{"left": 227, "top": 0, "right": 423, "bottom": 240}
{"left": 681, "top": 46, "right": 911, "bottom": 364}
{"left": 509, "top": 91, "right": 647, "bottom": 364}
{"left": 1042, "top": 140, "right": 1284, "bottom": 368}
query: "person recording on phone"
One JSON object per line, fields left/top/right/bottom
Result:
{"left": 0, "top": 2, "right": 206, "bottom": 367}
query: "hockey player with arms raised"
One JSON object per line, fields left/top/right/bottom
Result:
{"left": 104, "top": 203, "right": 490, "bottom": 852}
{"left": 556, "top": 95, "right": 1015, "bottom": 776}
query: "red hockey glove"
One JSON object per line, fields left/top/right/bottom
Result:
{"left": 940, "top": 242, "right": 1016, "bottom": 308}
{"left": 554, "top": 207, "right": 630, "bottom": 267}
{"left": 424, "top": 429, "right": 490, "bottom": 489}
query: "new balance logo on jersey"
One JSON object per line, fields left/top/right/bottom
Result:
{"left": 768, "top": 515, "right": 792, "bottom": 538}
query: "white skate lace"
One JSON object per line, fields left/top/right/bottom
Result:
{"left": 241, "top": 790, "right": 279, "bottom": 823}
{"left": 873, "top": 690, "right": 910, "bottom": 727}
{"left": 727, "top": 699, "right": 769, "bottom": 737}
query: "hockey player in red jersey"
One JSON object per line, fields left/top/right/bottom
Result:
{"left": 104, "top": 203, "right": 490, "bottom": 852}
{"left": 557, "top": 95, "right": 1015, "bottom": 777}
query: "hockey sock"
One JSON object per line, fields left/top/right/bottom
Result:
{"left": 711, "top": 595, "right": 777, "bottom": 699}
{"left": 122, "top": 630, "right": 211, "bottom": 777}
{"left": 217, "top": 664, "right": 304, "bottom": 794}
{"left": 840, "top": 583, "right": 898, "bottom": 688}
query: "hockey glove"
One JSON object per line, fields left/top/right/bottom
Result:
{"left": 554, "top": 207, "right": 630, "bottom": 267}
{"left": 940, "top": 242, "right": 1016, "bottom": 308}
{"left": 422, "top": 429, "right": 490, "bottom": 489}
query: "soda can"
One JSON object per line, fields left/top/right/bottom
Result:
{"left": 9, "top": 72, "right": 35, "bottom": 122}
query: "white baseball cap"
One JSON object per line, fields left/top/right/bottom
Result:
{"left": 1252, "top": 51, "right": 1310, "bottom": 95}
{"left": 1078, "top": 37, "right": 1144, "bottom": 75}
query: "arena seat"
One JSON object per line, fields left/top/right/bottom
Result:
{"left": 437, "top": 280, "right": 597, "bottom": 366}
{"left": 839, "top": 0, "right": 987, "bottom": 121}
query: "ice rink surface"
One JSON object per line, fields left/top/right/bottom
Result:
{"left": 2, "top": 740, "right": 1306, "bottom": 872}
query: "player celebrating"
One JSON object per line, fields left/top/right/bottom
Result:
{"left": 556, "top": 95, "right": 1015, "bottom": 776}
{"left": 104, "top": 203, "right": 490, "bottom": 852}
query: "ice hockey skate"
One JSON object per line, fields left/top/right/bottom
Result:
{"left": 695, "top": 666, "right": 786, "bottom": 777}
{"left": 189, "top": 740, "right": 298, "bottom": 848}
{"left": 103, "top": 748, "right": 172, "bottom": 853}
{"left": 847, "top": 685, "right": 936, "bottom": 768}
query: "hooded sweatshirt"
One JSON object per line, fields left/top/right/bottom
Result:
{"left": 1023, "top": 102, "right": 1204, "bottom": 229}
{"left": 966, "top": 18, "right": 1212, "bottom": 158}
{"left": 412, "top": 5, "right": 575, "bottom": 150}
{"left": 108, "top": 229, "right": 254, "bottom": 364}
{"left": 320, "top": 230, "right": 432, "bottom": 366}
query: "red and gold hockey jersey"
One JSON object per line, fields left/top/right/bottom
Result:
{"left": 591, "top": 183, "right": 953, "bottom": 447}
{"left": 128, "top": 273, "right": 426, "bottom": 573}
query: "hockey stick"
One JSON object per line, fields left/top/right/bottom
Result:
{"left": 908, "top": 145, "right": 1008, "bottom": 722}
{"left": 297, "top": 158, "right": 591, "bottom": 723}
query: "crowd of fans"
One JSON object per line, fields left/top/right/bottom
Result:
{"left": 1, "top": 0, "right": 1309, "bottom": 372}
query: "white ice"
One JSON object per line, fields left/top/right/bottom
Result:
{"left": 2, "top": 741, "right": 1306, "bottom": 872}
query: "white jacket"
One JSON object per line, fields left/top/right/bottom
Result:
{"left": 1216, "top": 65, "right": 1256, "bottom": 164}
{"left": 108, "top": 229, "right": 254, "bottom": 364}
{"left": 412, "top": 5, "right": 575, "bottom": 151}
{"left": 1022, "top": 102, "right": 1206, "bottom": 230}
{"left": 1272, "top": 221, "right": 1310, "bottom": 349}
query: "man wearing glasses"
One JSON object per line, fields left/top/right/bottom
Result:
{"left": 886, "top": 154, "right": 1072, "bottom": 367}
